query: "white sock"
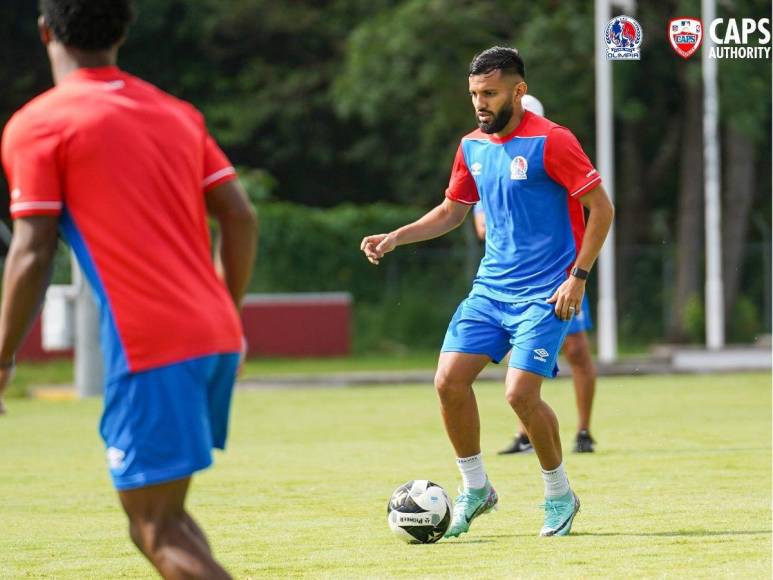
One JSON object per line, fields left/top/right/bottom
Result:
{"left": 456, "top": 453, "right": 487, "bottom": 489}
{"left": 542, "top": 462, "right": 571, "bottom": 498}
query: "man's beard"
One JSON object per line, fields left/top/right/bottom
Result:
{"left": 477, "top": 103, "right": 513, "bottom": 134}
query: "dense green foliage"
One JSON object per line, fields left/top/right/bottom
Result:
{"left": 1, "top": 373, "right": 770, "bottom": 576}
{"left": 1, "top": 0, "right": 770, "bottom": 349}
{"left": 249, "top": 202, "right": 474, "bottom": 351}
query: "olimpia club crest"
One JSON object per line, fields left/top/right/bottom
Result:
{"left": 605, "top": 15, "right": 643, "bottom": 60}
{"left": 510, "top": 156, "right": 528, "bottom": 180}
{"left": 669, "top": 18, "right": 703, "bottom": 59}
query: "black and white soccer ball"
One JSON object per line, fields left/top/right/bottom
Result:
{"left": 387, "top": 480, "right": 452, "bottom": 544}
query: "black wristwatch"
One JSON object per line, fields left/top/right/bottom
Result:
{"left": 570, "top": 266, "right": 589, "bottom": 280}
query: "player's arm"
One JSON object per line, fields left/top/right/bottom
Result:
{"left": 206, "top": 180, "right": 258, "bottom": 308}
{"left": 473, "top": 209, "right": 486, "bottom": 241}
{"left": 574, "top": 185, "right": 614, "bottom": 272}
{"left": 0, "top": 216, "right": 59, "bottom": 410}
{"left": 360, "top": 198, "right": 471, "bottom": 265}
{"left": 548, "top": 185, "right": 614, "bottom": 320}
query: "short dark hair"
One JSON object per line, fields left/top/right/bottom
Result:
{"left": 39, "top": 0, "right": 133, "bottom": 51}
{"left": 469, "top": 46, "right": 525, "bottom": 79}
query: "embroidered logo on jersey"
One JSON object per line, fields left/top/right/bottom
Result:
{"left": 533, "top": 348, "right": 549, "bottom": 362}
{"left": 106, "top": 447, "right": 126, "bottom": 470}
{"left": 669, "top": 18, "right": 703, "bottom": 59}
{"left": 605, "top": 15, "right": 643, "bottom": 60}
{"left": 510, "top": 156, "right": 528, "bottom": 180}
{"left": 471, "top": 162, "right": 483, "bottom": 176}
{"left": 10, "top": 188, "right": 21, "bottom": 200}
{"left": 103, "top": 80, "right": 126, "bottom": 91}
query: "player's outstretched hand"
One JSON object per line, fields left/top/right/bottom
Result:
{"left": 547, "top": 276, "right": 585, "bottom": 321}
{"left": 360, "top": 233, "right": 397, "bottom": 265}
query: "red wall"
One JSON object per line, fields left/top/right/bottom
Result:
{"left": 18, "top": 292, "right": 351, "bottom": 361}
{"left": 241, "top": 293, "right": 351, "bottom": 357}
{"left": 18, "top": 316, "right": 73, "bottom": 361}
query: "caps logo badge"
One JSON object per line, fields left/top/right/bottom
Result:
{"left": 669, "top": 18, "right": 703, "bottom": 59}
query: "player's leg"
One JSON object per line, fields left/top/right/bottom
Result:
{"left": 183, "top": 512, "right": 212, "bottom": 550}
{"left": 505, "top": 367, "right": 579, "bottom": 536}
{"left": 563, "top": 331, "right": 597, "bottom": 452}
{"left": 436, "top": 351, "right": 500, "bottom": 538}
{"left": 564, "top": 296, "right": 598, "bottom": 452}
{"left": 435, "top": 351, "right": 491, "bottom": 458}
{"left": 497, "top": 350, "right": 534, "bottom": 454}
{"left": 505, "top": 300, "right": 580, "bottom": 536}
{"left": 564, "top": 332, "right": 595, "bottom": 431}
{"left": 119, "top": 477, "right": 230, "bottom": 579}
{"left": 100, "top": 353, "right": 239, "bottom": 576}
{"left": 504, "top": 369, "right": 561, "bottom": 467}
{"left": 438, "top": 295, "right": 510, "bottom": 537}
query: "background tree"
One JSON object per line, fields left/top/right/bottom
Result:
{"left": 1, "top": 0, "right": 770, "bottom": 348}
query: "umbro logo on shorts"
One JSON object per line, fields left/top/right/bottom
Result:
{"left": 533, "top": 348, "right": 549, "bottom": 362}
{"left": 106, "top": 447, "right": 125, "bottom": 470}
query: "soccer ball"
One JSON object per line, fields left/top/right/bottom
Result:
{"left": 387, "top": 480, "right": 452, "bottom": 544}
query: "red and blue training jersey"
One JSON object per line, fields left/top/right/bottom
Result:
{"left": 445, "top": 111, "right": 601, "bottom": 302}
{"left": 2, "top": 66, "right": 243, "bottom": 381}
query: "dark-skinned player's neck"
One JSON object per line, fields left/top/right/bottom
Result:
{"left": 49, "top": 43, "right": 118, "bottom": 85}
{"left": 493, "top": 106, "right": 525, "bottom": 139}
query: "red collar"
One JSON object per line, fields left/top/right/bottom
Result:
{"left": 62, "top": 66, "right": 124, "bottom": 83}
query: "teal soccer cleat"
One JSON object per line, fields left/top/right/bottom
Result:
{"left": 444, "top": 480, "right": 498, "bottom": 538}
{"left": 540, "top": 490, "right": 580, "bottom": 536}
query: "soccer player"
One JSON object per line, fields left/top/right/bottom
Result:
{"left": 360, "top": 47, "right": 614, "bottom": 537}
{"left": 0, "top": 1, "right": 257, "bottom": 578}
{"left": 472, "top": 95, "right": 598, "bottom": 455}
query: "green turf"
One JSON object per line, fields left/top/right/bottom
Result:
{"left": 5, "top": 358, "right": 74, "bottom": 398}
{"left": 1, "top": 372, "right": 770, "bottom": 578}
{"left": 6, "top": 352, "right": 441, "bottom": 399}
{"left": 240, "top": 350, "right": 439, "bottom": 377}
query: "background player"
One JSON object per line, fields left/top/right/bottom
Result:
{"left": 361, "top": 47, "right": 614, "bottom": 538}
{"left": 472, "top": 95, "right": 597, "bottom": 455}
{"left": 0, "top": 1, "right": 258, "bottom": 577}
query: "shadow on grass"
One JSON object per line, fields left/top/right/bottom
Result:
{"left": 435, "top": 538, "right": 496, "bottom": 545}
{"left": 480, "top": 529, "right": 771, "bottom": 539}
{"left": 572, "top": 529, "right": 772, "bottom": 538}
{"left": 585, "top": 446, "right": 771, "bottom": 457}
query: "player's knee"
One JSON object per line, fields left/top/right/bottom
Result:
{"left": 126, "top": 512, "right": 179, "bottom": 555}
{"left": 434, "top": 369, "right": 469, "bottom": 404}
{"left": 564, "top": 337, "right": 590, "bottom": 367}
{"left": 505, "top": 385, "right": 536, "bottom": 418}
{"left": 127, "top": 515, "right": 159, "bottom": 554}
{"left": 128, "top": 519, "right": 144, "bottom": 552}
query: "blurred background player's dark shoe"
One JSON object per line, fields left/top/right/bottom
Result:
{"left": 573, "top": 430, "right": 596, "bottom": 453}
{"left": 498, "top": 433, "right": 533, "bottom": 454}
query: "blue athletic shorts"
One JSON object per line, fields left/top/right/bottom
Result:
{"left": 441, "top": 294, "right": 572, "bottom": 378}
{"left": 567, "top": 295, "right": 593, "bottom": 335}
{"left": 99, "top": 352, "right": 240, "bottom": 491}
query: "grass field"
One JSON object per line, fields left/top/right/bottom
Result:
{"left": 6, "top": 352, "right": 442, "bottom": 398}
{"left": 1, "top": 372, "right": 770, "bottom": 578}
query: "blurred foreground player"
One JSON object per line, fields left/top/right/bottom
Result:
{"left": 361, "top": 47, "right": 613, "bottom": 538}
{"left": 473, "top": 95, "right": 597, "bottom": 455}
{"left": 0, "top": 1, "right": 257, "bottom": 578}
